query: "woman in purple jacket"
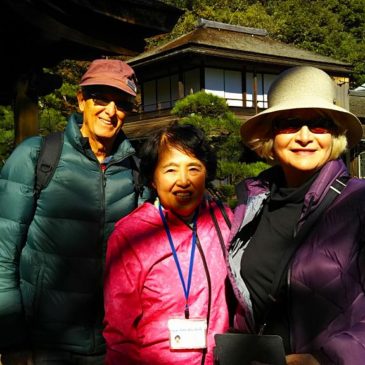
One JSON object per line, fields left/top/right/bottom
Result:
{"left": 228, "top": 66, "right": 365, "bottom": 365}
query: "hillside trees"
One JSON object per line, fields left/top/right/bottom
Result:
{"left": 268, "top": 0, "right": 365, "bottom": 84}
{"left": 160, "top": 0, "right": 365, "bottom": 85}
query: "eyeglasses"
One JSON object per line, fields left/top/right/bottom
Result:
{"left": 84, "top": 92, "right": 133, "bottom": 112}
{"left": 272, "top": 117, "right": 336, "bottom": 134}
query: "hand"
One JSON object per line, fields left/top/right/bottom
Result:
{"left": 1, "top": 350, "right": 33, "bottom": 365}
{"left": 286, "top": 353, "right": 320, "bottom": 365}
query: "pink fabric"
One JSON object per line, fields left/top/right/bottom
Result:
{"left": 104, "top": 200, "right": 233, "bottom": 365}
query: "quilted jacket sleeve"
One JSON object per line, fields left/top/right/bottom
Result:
{"left": 293, "top": 178, "right": 365, "bottom": 365}
{"left": 103, "top": 227, "right": 143, "bottom": 365}
{"left": 0, "top": 137, "right": 40, "bottom": 348}
{"left": 317, "top": 245, "right": 365, "bottom": 365}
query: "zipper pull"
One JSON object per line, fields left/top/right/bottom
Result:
{"left": 258, "top": 322, "right": 267, "bottom": 335}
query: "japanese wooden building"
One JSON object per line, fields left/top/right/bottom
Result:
{"left": 125, "top": 19, "right": 364, "bottom": 176}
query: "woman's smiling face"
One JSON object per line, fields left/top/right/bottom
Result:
{"left": 152, "top": 145, "right": 207, "bottom": 219}
{"left": 272, "top": 111, "right": 335, "bottom": 187}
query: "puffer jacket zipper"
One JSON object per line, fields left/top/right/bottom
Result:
{"left": 91, "top": 151, "right": 135, "bottom": 353}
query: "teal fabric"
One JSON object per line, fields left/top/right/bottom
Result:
{"left": 0, "top": 115, "right": 138, "bottom": 354}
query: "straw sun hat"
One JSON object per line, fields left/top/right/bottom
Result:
{"left": 240, "top": 66, "right": 363, "bottom": 148}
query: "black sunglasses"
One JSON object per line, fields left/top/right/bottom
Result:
{"left": 84, "top": 92, "right": 134, "bottom": 112}
{"left": 273, "top": 117, "right": 337, "bottom": 134}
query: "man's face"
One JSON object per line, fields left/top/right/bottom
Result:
{"left": 78, "top": 86, "right": 133, "bottom": 145}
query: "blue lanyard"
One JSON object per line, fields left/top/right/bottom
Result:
{"left": 158, "top": 203, "right": 198, "bottom": 319}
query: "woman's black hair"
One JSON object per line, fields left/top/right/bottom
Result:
{"left": 139, "top": 123, "right": 217, "bottom": 186}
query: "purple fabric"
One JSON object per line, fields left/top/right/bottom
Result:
{"left": 229, "top": 159, "right": 365, "bottom": 364}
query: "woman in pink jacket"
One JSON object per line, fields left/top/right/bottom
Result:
{"left": 103, "top": 123, "right": 233, "bottom": 365}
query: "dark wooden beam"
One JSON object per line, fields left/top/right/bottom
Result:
{"left": 0, "top": 0, "right": 183, "bottom": 143}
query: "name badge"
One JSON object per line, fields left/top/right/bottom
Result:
{"left": 168, "top": 318, "right": 207, "bottom": 350}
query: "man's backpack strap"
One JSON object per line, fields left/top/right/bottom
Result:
{"left": 35, "top": 132, "right": 64, "bottom": 197}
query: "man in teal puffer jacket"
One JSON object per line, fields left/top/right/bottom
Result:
{"left": 0, "top": 59, "right": 144, "bottom": 365}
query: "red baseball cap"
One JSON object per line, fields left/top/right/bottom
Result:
{"left": 80, "top": 59, "right": 137, "bottom": 97}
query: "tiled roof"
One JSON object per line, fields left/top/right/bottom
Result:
{"left": 129, "top": 25, "right": 351, "bottom": 71}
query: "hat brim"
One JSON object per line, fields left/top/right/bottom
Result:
{"left": 241, "top": 99, "right": 363, "bottom": 149}
{"left": 80, "top": 77, "right": 136, "bottom": 97}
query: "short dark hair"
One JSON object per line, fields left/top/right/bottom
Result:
{"left": 139, "top": 123, "right": 217, "bottom": 186}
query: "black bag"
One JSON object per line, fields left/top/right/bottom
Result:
{"left": 214, "top": 333, "right": 286, "bottom": 365}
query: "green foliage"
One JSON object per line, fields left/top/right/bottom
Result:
{"left": 0, "top": 105, "right": 15, "bottom": 167}
{"left": 171, "top": 91, "right": 269, "bottom": 205}
{"left": 159, "top": 0, "right": 365, "bottom": 86}
{"left": 0, "top": 105, "right": 15, "bottom": 130}
{"left": 172, "top": 91, "right": 242, "bottom": 160}
{"left": 1, "top": 60, "right": 83, "bottom": 164}
{"left": 36, "top": 61, "right": 81, "bottom": 136}
{"left": 41, "top": 60, "right": 86, "bottom": 118}
{"left": 53, "top": 59, "right": 88, "bottom": 85}
{"left": 151, "top": 2, "right": 278, "bottom": 48}
{"left": 269, "top": 0, "right": 365, "bottom": 85}
{"left": 39, "top": 107, "right": 68, "bottom": 135}
{"left": 215, "top": 160, "right": 269, "bottom": 208}
{"left": 217, "top": 160, "right": 269, "bottom": 185}
{"left": 0, "top": 129, "right": 14, "bottom": 167}
{"left": 216, "top": 183, "right": 235, "bottom": 199}
{"left": 0, "top": 100, "right": 68, "bottom": 166}
{"left": 172, "top": 90, "right": 229, "bottom": 117}
{"left": 40, "top": 81, "right": 79, "bottom": 119}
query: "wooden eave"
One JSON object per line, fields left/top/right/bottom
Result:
{"left": 0, "top": 0, "right": 183, "bottom": 105}
{"left": 130, "top": 45, "right": 353, "bottom": 75}
{"left": 2, "top": 0, "right": 183, "bottom": 63}
{"left": 129, "top": 27, "right": 352, "bottom": 76}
